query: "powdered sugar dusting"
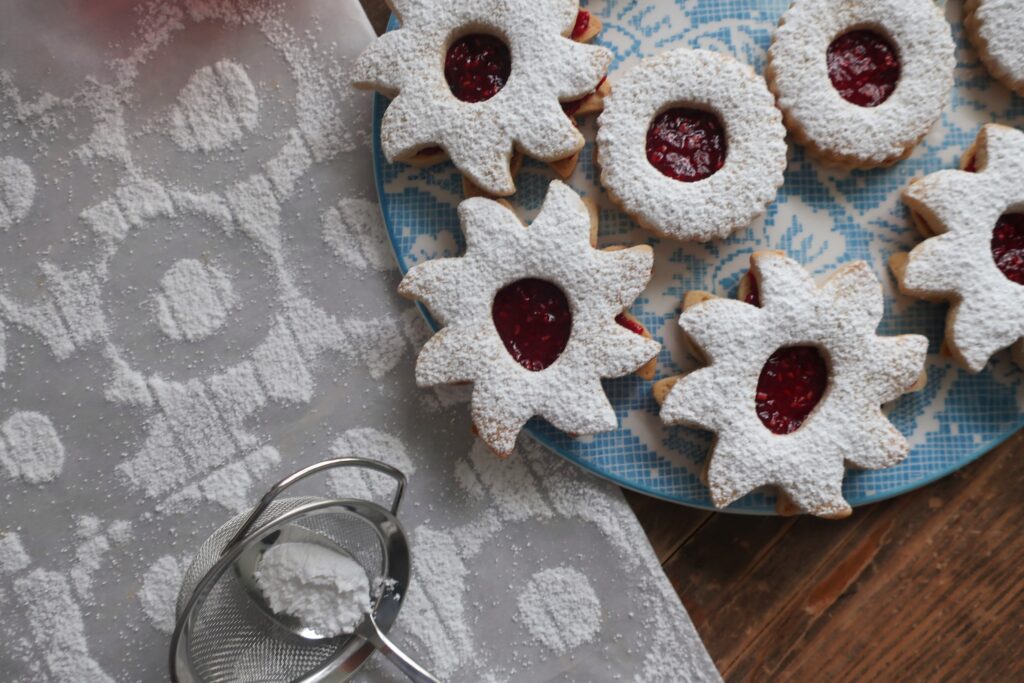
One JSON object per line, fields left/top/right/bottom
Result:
{"left": 156, "top": 259, "right": 238, "bottom": 341}
{"left": 14, "top": 570, "right": 114, "bottom": 682}
{"left": 400, "top": 181, "right": 660, "bottom": 455}
{"left": 515, "top": 566, "right": 601, "bottom": 653}
{"left": 661, "top": 252, "right": 927, "bottom": 517}
{"left": 0, "top": 156, "right": 35, "bottom": 229}
{"left": 966, "top": 0, "right": 1024, "bottom": 96}
{"left": 140, "top": 555, "right": 187, "bottom": 634}
{"left": 322, "top": 198, "right": 393, "bottom": 271}
{"left": 896, "top": 124, "right": 1024, "bottom": 372}
{"left": 597, "top": 48, "right": 787, "bottom": 242}
{"left": 325, "top": 427, "right": 416, "bottom": 503}
{"left": 0, "top": 411, "right": 65, "bottom": 484}
{"left": 0, "top": 533, "right": 30, "bottom": 575}
{"left": 169, "top": 59, "right": 259, "bottom": 152}
{"left": 767, "top": 0, "right": 955, "bottom": 166}
{"left": 353, "top": 0, "right": 611, "bottom": 195}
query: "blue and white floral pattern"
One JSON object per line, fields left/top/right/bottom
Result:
{"left": 375, "top": 0, "right": 1024, "bottom": 512}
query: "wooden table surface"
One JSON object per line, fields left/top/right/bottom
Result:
{"left": 357, "top": 4, "right": 1024, "bottom": 680}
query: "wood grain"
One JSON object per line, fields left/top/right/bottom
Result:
{"left": 355, "top": 3, "right": 1024, "bottom": 680}
{"left": 650, "top": 433, "right": 1024, "bottom": 683}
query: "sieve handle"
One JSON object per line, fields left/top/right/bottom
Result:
{"left": 356, "top": 615, "right": 440, "bottom": 683}
{"left": 221, "top": 457, "right": 407, "bottom": 556}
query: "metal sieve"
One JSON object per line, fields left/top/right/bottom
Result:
{"left": 169, "top": 457, "right": 437, "bottom": 682}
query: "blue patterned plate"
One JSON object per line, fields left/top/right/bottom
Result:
{"left": 373, "top": 1, "right": 1024, "bottom": 513}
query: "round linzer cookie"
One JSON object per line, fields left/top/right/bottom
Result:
{"left": 654, "top": 251, "right": 928, "bottom": 518}
{"left": 766, "top": 0, "right": 955, "bottom": 168}
{"left": 892, "top": 123, "right": 1024, "bottom": 372}
{"left": 399, "top": 180, "right": 661, "bottom": 457}
{"left": 596, "top": 49, "right": 787, "bottom": 242}
{"left": 965, "top": 0, "right": 1024, "bottom": 97}
{"left": 352, "top": 0, "right": 612, "bottom": 197}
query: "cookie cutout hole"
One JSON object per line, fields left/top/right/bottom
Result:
{"left": 646, "top": 107, "right": 727, "bottom": 182}
{"left": 827, "top": 29, "right": 901, "bottom": 107}
{"left": 755, "top": 345, "right": 830, "bottom": 435}
{"left": 492, "top": 278, "right": 572, "bottom": 371}
{"left": 991, "top": 213, "right": 1024, "bottom": 285}
{"left": 445, "top": 33, "right": 512, "bottom": 103}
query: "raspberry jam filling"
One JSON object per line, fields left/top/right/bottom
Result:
{"left": 562, "top": 76, "right": 606, "bottom": 116}
{"left": 756, "top": 346, "right": 829, "bottom": 435}
{"left": 615, "top": 312, "right": 645, "bottom": 335}
{"left": 445, "top": 34, "right": 512, "bottom": 103}
{"left": 991, "top": 213, "right": 1024, "bottom": 285}
{"left": 571, "top": 10, "right": 591, "bottom": 40}
{"left": 492, "top": 278, "right": 572, "bottom": 371}
{"left": 742, "top": 272, "right": 761, "bottom": 306}
{"left": 646, "top": 108, "right": 727, "bottom": 182}
{"left": 827, "top": 29, "right": 901, "bottom": 107}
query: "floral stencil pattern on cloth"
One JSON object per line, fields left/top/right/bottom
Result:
{"left": 0, "top": 0, "right": 719, "bottom": 681}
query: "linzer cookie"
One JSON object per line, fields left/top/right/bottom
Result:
{"left": 596, "top": 48, "right": 787, "bottom": 242}
{"left": 766, "top": 0, "right": 955, "bottom": 167}
{"left": 654, "top": 252, "right": 927, "bottom": 518}
{"left": 892, "top": 124, "right": 1024, "bottom": 372}
{"left": 965, "top": 0, "right": 1024, "bottom": 97}
{"left": 352, "top": 0, "right": 612, "bottom": 197}
{"left": 399, "top": 181, "right": 660, "bottom": 457}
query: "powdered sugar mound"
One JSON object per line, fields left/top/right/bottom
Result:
{"left": 516, "top": 566, "right": 601, "bottom": 653}
{"left": 140, "top": 555, "right": 186, "bottom": 634}
{"left": 255, "top": 542, "right": 371, "bottom": 638}
{"left": 322, "top": 198, "right": 393, "bottom": 271}
{"left": 0, "top": 156, "right": 35, "bottom": 229}
{"left": 0, "top": 411, "right": 65, "bottom": 484}
{"left": 325, "top": 428, "right": 416, "bottom": 503}
{"left": 169, "top": 59, "right": 259, "bottom": 152}
{"left": 155, "top": 258, "right": 238, "bottom": 341}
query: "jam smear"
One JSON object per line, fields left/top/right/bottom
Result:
{"left": 646, "top": 108, "right": 727, "bottom": 182}
{"left": 615, "top": 312, "right": 646, "bottom": 335}
{"left": 492, "top": 278, "right": 572, "bottom": 371}
{"left": 992, "top": 214, "right": 1024, "bottom": 285}
{"left": 742, "top": 272, "right": 761, "bottom": 306}
{"left": 755, "top": 346, "right": 829, "bottom": 435}
{"left": 964, "top": 154, "right": 979, "bottom": 173}
{"left": 562, "top": 76, "right": 607, "bottom": 116}
{"left": 572, "top": 10, "right": 591, "bottom": 40}
{"left": 445, "top": 34, "right": 512, "bottom": 103}
{"left": 827, "top": 30, "right": 901, "bottom": 107}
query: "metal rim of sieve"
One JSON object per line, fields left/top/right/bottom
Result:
{"left": 169, "top": 458, "right": 411, "bottom": 683}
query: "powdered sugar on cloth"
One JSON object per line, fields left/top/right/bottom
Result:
{"left": 0, "top": 0, "right": 719, "bottom": 681}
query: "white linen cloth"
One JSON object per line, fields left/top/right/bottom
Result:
{"left": 0, "top": 0, "right": 720, "bottom": 680}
